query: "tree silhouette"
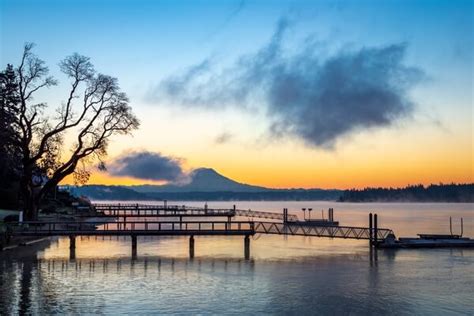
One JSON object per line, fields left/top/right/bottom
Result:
{"left": 0, "top": 64, "right": 22, "bottom": 208}
{"left": 8, "top": 43, "right": 139, "bottom": 219}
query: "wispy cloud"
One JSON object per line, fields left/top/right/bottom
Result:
{"left": 149, "top": 18, "right": 425, "bottom": 148}
{"left": 214, "top": 132, "right": 234, "bottom": 144}
{"left": 204, "top": 0, "right": 246, "bottom": 40}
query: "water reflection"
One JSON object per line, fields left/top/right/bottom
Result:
{"left": 2, "top": 243, "right": 473, "bottom": 315}
{"left": 1, "top": 202, "right": 473, "bottom": 314}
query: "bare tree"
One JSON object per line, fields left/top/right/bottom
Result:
{"left": 12, "top": 43, "right": 139, "bottom": 220}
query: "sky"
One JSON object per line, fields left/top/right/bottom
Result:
{"left": 1, "top": 0, "right": 473, "bottom": 189}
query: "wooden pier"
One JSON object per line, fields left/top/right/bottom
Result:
{"left": 7, "top": 203, "right": 394, "bottom": 259}
{"left": 91, "top": 203, "right": 299, "bottom": 221}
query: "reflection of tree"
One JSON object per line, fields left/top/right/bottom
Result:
{"left": 18, "top": 260, "right": 33, "bottom": 314}
{"left": 4, "top": 256, "right": 260, "bottom": 314}
{"left": 0, "top": 260, "right": 19, "bottom": 314}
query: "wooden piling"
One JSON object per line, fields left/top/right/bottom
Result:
{"left": 69, "top": 235, "right": 76, "bottom": 260}
{"left": 131, "top": 235, "right": 137, "bottom": 259}
{"left": 283, "top": 208, "right": 288, "bottom": 224}
{"left": 189, "top": 235, "right": 195, "bottom": 259}
{"left": 374, "top": 214, "right": 378, "bottom": 247}
{"left": 69, "top": 235, "right": 76, "bottom": 249}
{"left": 244, "top": 235, "right": 250, "bottom": 260}
{"left": 369, "top": 213, "right": 373, "bottom": 247}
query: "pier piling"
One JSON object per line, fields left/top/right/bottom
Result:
{"left": 189, "top": 235, "right": 195, "bottom": 258}
{"left": 69, "top": 235, "right": 76, "bottom": 250}
{"left": 244, "top": 235, "right": 250, "bottom": 260}
{"left": 374, "top": 214, "right": 378, "bottom": 247}
{"left": 131, "top": 235, "right": 137, "bottom": 259}
{"left": 283, "top": 208, "right": 288, "bottom": 224}
{"left": 369, "top": 213, "right": 373, "bottom": 247}
{"left": 69, "top": 235, "right": 76, "bottom": 260}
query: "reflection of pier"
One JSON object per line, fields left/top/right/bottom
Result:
{"left": 10, "top": 203, "right": 393, "bottom": 260}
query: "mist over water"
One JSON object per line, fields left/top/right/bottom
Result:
{"left": 1, "top": 202, "right": 473, "bottom": 314}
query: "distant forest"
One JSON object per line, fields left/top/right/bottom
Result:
{"left": 339, "top": 184, "right": 474, "bottom": 202}
{"left": 67, "top": 185, "right": 343, "bottom": 201}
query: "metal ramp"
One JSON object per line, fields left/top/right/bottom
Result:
{"left": 254, "top": 222, "right": 393, "bottom": 240}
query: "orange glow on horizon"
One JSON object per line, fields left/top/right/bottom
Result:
{"left": 61, "top": 162, "right": 473, "bottom": 190}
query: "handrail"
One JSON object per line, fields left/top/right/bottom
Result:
{"left": 92, "top": 203, "right": 298, "bottom": 221}
{"left": 14, "top": 221, "right": 255, "bottom": 234}
{"left": 254, "top": 222, "right": 393, "bottom": 240}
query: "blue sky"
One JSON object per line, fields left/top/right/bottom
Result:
{"left": 1, "top": 0, "right": 472, "bottom": 188}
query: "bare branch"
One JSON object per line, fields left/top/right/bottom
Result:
{"left": 8, "top": 44, "right": 140, "bottom": 219}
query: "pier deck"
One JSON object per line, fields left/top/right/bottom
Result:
{"left": 11, "top": 221, "right": 255, "bottom": 236}
{"left": 4, "top": 204, "right": 394, "bottom": 259}
{"left": 91, "top": 203, "right": 299, "bottom": 221}
{"left": 11, "top": 220, "right": 393, "bottom": 240}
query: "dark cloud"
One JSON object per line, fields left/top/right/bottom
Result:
{"left": 157, "top": 59, "right": 212, "bottom": 102}
{"left": 108, "top": 151, "right": 188, "bottom": 183}
{"left": 151, "top": 19, "right": 424, "bottom": 148}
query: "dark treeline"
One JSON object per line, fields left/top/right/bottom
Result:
{"left": 339, "top": 184, "right": 474, "bottom": 202}
{"left": 69, "top": 184, "right": 474, "bottom": 202}
{"left": 145, "top": 189, "right": 342, "bottom": 201}
{"left": 67, "top": 185, "right": 343, "bottom": 201}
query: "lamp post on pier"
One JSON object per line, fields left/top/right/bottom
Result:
{"left": 302, "top": 208, "right": 306, "bottom": 221}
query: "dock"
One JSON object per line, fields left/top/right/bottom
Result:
{"left": 4, "top": 203, "right": 397, "bottom": 259}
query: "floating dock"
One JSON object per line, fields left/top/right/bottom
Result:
{"left": 378, "top": 234, "right": 474, "bottom": 248}
{"left": 376, "top": 217, "right": 474, "bottom": 249}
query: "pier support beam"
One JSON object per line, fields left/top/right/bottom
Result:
{"left": 189, "top": 235, "right": 195, "bottom": 259}
{"left": 69, "top": 235, "right": 76, "bottom": 260}
{"left": 131, "top": 235, "right": 137, "bottom": 259}
{"left": 369, "top": 213, "right": 373, "bottom": 247}
{"left": 69, "top": 235, "right": 76, "bottom": 250}
{"left": 244, "top": 235, "right": 250, "bottom": 260}
{"left": 374, "top": 214, "right": 378, "bottom": 247}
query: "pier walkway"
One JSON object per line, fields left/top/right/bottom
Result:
{"left": 91, "top": 203, "right": 299, "bottom": 221}
{"left": 7, "top": 203, "right": 393, "bottom": 259}
{"left": 11, "top": 220, "right": 392, "bottom": 240}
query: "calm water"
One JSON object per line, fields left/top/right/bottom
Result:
{"left": 1, "top": 201, "right": 473, "bottom": 315}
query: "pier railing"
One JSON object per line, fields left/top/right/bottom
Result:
{"left": 235, "top": 209, "right": 298, "bottom": 221}
{"left": 92, "top": 203, "right": 298, "bottom": 221}
{"left": 12, "top": 221, "right": 255, "bottom": 236}
{"left": 94, "top": 208, "right": 235, "bottom": 217}
{"left": 12, "top": 220, "right": 392, "bottom": 240}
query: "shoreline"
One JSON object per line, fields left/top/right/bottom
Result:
{"left": 1, "top": 236, "right": 52, "bottom": 252}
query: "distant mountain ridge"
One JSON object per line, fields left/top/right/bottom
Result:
{"left": 63, "top": 169, "right": 472, "bottom": 202}
{"left": 65, "top": 168, "right": 342, "bottom": 201}
{"left": 131, "top": 168, "right": 269, "bottom": 193}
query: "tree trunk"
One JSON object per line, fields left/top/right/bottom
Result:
{"left": 20, "top": 164, "right": 38, "bottom": 221}
{"left": 21, "top": 186, "right": 38, "bottom": 221}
